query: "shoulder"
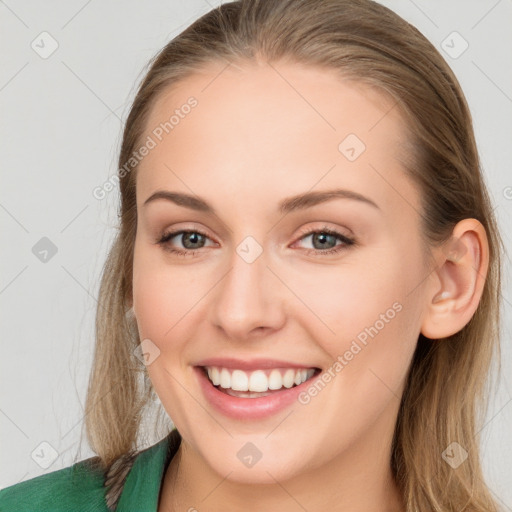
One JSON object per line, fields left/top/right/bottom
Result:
{"left": 0, "top": 456, "right": 109, "bottom": 512}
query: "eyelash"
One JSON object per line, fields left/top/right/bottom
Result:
{"left": 156, "top": 226, "right": 356, "bottom": 258}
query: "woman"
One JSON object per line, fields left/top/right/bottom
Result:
{"left": 0, "top": 0, "right": 504, "bottom": 510}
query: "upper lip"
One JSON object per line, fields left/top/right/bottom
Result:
{"left": 195, "top": 357, "right": 320, "bottom": 372}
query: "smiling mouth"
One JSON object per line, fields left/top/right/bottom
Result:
{"left": 199, "top": 365, "right": 322, "bottom": 398}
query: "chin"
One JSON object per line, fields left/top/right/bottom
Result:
{"left": 199, "top": 444, "right": 308, "bottom": 485}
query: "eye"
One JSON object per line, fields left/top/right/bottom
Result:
{"left": 156, "top": 229, "right": 216, "bottom": 257}
{"left": 156, "top": 225, "right": 356, "bottom": 258}
{"left": 293, "top": 225, "right": 356, "bottom": 256}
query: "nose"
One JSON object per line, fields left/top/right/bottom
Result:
{"left": 209, "top": 245, "right": 286, "bottom": 341}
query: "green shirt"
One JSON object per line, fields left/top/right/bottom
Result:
{"left": 0, "top": 429, "right": 181, "bottom": 511}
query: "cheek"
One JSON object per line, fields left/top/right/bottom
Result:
{"left": 132, "top": 242, "right": 180, "bottom": 343}
{"left": 295, "top": 247, "right": 421, "bottom": 404}
{"left": 293, "top": 247, "right": 406, "bottom": 342}
{"left": 132, "top": 269, "right": 173, "bottom": 341}
{"left": 132, "top": 245, "right": 214, "bottom": 349}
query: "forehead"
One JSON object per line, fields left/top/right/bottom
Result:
{"left": 135, "top": 61, "right": 418, "bottom": 215}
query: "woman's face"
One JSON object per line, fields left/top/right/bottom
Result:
{"left": 132, "top": 61, "right": 431, "bottom": 484}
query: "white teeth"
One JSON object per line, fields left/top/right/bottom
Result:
{"left": 209, "top": 367, "right": 220, "bottom": 386}
{"left": 220, "top": 368, "right": 231, "bottom": 389}
{"left": 231, "top": 370, "right": 249, "bottom": 391}
{"left": 205, "top": 366, "right": 316, "bottom": 392}
{"left": 249, "top": 370, "right": 268, "bottom": 392}
{"left": 282, "top": 369, "right": 295, "bottom": 388}
{"left": 268, "top": 369, "right": 283, "bottom": 390}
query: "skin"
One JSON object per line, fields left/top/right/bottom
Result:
{"left": 130, "top": 60, "right": 489, "bottom": 512}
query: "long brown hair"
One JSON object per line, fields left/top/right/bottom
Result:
{"left": 82, "top": 1, "right": 505, "bottom": 510}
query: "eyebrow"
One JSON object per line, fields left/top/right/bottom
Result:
{"left": 142, "top": 188, "right": 380, "bottom": 214}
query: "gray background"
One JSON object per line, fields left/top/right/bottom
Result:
{"left": 1, "top": 0, "right": 511, "bottom": 507}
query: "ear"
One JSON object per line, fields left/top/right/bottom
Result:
{"left": 420, "top": 218, "right": 489, "bottom": 339}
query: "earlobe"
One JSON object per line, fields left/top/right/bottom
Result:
{"left": 420, "top": 219, "right": 489, "bottom": 340}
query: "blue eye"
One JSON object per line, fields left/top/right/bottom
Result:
{"left": 293, "top": 226, "right": 356, "bottom": 256}
{"left": 156, "top": 226, "right": 356, "bottom": 257}
{"left": 156, "top": 229, "right": 212, "bottom": 257}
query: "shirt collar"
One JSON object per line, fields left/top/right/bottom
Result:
{"left": 116, "top": 428, "right": 181, "bottom": 512}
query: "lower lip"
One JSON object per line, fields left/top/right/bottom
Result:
{"left": 194, "top": 366, "right": 320, "bottom": 420}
